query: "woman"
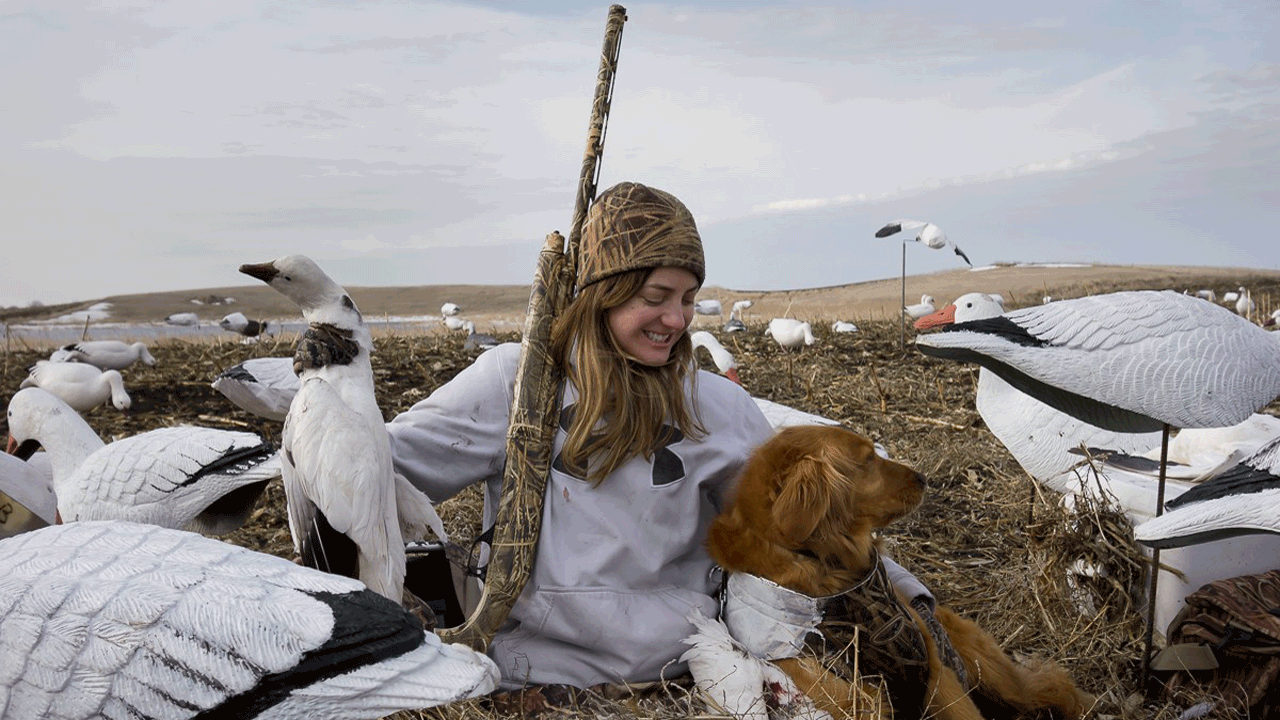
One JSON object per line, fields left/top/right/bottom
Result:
{"left": 388, "top": 181, "right": 931, "bottom": 689}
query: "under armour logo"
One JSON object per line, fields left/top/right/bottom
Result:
{"left": 552, "top": 403, "right": 686, "bottom": 486}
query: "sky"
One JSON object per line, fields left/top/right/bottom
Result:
{"left": 3, "top": 0, "right": 1278, "bottom": 308}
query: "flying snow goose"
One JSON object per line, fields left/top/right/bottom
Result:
{"left": 20, "top": 359, "right": 131, "bottom": 413}
{"left": 0, "top": 452, "right": 56, "bottom": 538}
{"left": 6, "top": 387, "right": 279, "bottom": 534}
{"left": 212, "top": 356, "right": 301, "bottom": 422}
{"left": 0, "top": 520, "right": 498, "bottom": 720}
{"left": 1134, "top": 435, "right": 1280, "bottom": 549}
{"left": 903, "top": 294, "right": 936, "bottom": 320}
{"left": 765, "top": 318, "right": 816, "bottom": 350}
{"left": 53, "top": 340, "right": 156, "bottom": 370}
{"left": 220, "top": 311, "right": 271, "bottom": 337}
{"left": 240, "top": 254, "right": 446, "bottom": 604}
{"left": 875, "top": 219, "right": 972, "bottom": 267}
{"left": 915, "top": 290, "right": 1280, "bottom": 434}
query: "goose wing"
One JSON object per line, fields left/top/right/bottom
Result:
{"left": 58, "top": 426, "right": 279, "bottom": 531}
{"left": 0, "top": 521, "right": 498, "bottom": 720}
{"left": 283, "top": 376, "right": 403, "bottom": 600}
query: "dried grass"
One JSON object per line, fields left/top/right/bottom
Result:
{"left": 3, "top": 291, "right": 1274, "bottom": 720}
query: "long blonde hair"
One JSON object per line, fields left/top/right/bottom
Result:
{"left": 550, "top": 268, "right": 706, "bottom": 483}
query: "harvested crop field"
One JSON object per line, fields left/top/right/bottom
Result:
{"left": 3, "top": 274, "right": 1278, "bottom": 720}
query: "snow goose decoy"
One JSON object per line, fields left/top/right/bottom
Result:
{"left": 1234, "top": 286, "right": 1256, "bottom": 319}
{"left": 832, "top": 320, "right": 858, "bottom": 333}
{"left": 442, "top": 314, "right": 468, "bottom": 331}
{"left": 903, "top": 294, "right": 936, "bottom": 320}
{"left": 915, "top": 289, "right": 1280, "bottom": 670}
{"left": 0, "top": 520, "right": 499, "bottom": 720}
{"left": 723, "top": 300, "right": 752, "bottom": 333}
{"left": 694, "top": 298, "right": 722, "bottom": 316}
{"left": 165, "top": 311, "right": 200, "bottom": 326}
{"left": 1134, "top": 434, "right": 1280, "bottom": 549}
{"left": 461, "top": 320, "right": 500, "bottom": 352}
{"left": 765, "top": 318, "right": 816, "bottom": 350}
{"left": 19, "top": 359, "right": 131, "bottom": 413}
{"left": 441, "top": 302, "right": 462, "bottom": 317}
{"left": 6, "top": 386, "right": 279, "bottom": 535}
{"left": 690, "top": 330, "right": 841, "bottom": 430}
{"left": 875, "top": 219, "right": 972, "bottom": 267}
{"left": 220, "top": 311, "right": 271, "bottom": 337}
{"left": 240, "top": 254, "right": 446, "bottom": 605}
{"left": 1266, "top": 308, "right": 1280, "bottom": 328}
{"left": 211, "top": 356, "right": 301, "bottom": 422}
{"left": 53, "top": 340, "right": 156, "bottom": 370}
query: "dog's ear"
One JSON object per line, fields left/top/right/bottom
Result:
{"left": 773, "top": 453, "right": 834, "bottom": 545}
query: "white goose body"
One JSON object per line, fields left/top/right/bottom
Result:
{"left": 212, "top": 356, "right": 301, "bottom": 422}
{"left": 0, "top": 521, "right": 498, "bottom": 720}
{"left": 54, "top": 340, "right": 156, "bottom": 370}
{"left": 20, "top": 360, "right": 131, "bottom": 413}
{"left": 241, "top": 255, "right": 444, "bottom": 603}
{"left": 0, "top": 452, "right": 57, "bottom": 538}
{"left": 6, "top": 387, "right": 279, "bottom": 534}
{"left": 903, "top": 294, "right": 936, "bottom": 320}
{"left": 1135, "top": 435, "right": 1280, "bottom": 549}
{"left": 915, "top": 290, "right": 1280, "bottom": 434}
{"left": 766, "top": 318, "right": 815, "bottom": 350}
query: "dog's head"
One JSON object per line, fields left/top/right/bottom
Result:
{"left": 712, "top": 425, "right": 926, "bottom": 573}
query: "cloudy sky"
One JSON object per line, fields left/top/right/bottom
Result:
{"left": 3, "top": 0, "right": 1277, "bottom": 308}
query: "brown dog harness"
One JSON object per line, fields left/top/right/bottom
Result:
{"left": 722, "top": 552, "right": 969, "bottom": 719}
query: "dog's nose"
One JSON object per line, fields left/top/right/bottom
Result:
{"left": 914, "top": 472, "right": 927, "bottom": 488}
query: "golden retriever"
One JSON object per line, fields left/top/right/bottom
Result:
{"left": 708, "top": 425, "right": 1093, "bottom": 720}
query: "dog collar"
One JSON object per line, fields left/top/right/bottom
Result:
{"left": 721, "top": 550, "right": 883, "bottom": 661}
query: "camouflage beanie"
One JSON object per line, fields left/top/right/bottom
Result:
{"left": 576, "top": 182, "right": 705, "bottom": 292}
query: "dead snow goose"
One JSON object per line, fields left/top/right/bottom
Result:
{"left": 0, "top": 520, "right": 498, "bottom": 720}
{"left": 240, "top": 254, "right": 446, "bottom": 604}
{"left": 211, "top": 356, "right": 301, "bottom": 422}
{"left": 54, "top": 340, "right": 156, "bottom": 370}
{"left": 20, "top": 359, "right": 131, "bottom": 413}
{"left": 6, "top": 387, "right": 278, "bottom": 535}
{"left": 765, "top": 318, "right": 815, "bottom": 350}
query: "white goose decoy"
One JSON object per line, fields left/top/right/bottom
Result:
{"left": 903, "top": 294, "right": 936, "bottom": 320}
{"left": 0, "top": 521, "right": 499, "bottom": 720}
{"left": 20, "top": 359, "right": 131, "bottom": 413}
{"left": 1267, "top": 308, "right": 1280, "bottom": 328}
{"left": 461, "top": 320, "right": 500, "bottom": 352}
{"left": 6, "top": 387, "right": 279, "bottom": 535}
{"left": 1194, "top": 289, "right": 1216, "bottom": 302}
{"left": 915, "top": 290, "right": 1280, "bottom": 638}
{"left": 53, "top": 340, "right": 156, "bottom": 370}
{"left": 690, "top": 331, "right": 840, "bottom": 431}
{"left": 1235, "top": 286, "right": 1256, "bottom": 318}
{"left": 165, "top": 311, "right": 200, "bottom": 326}
{"left": 442, "top": 314, "right": 468, "bottom": 331}
{"left": 874, "top": 219, "right": 972, "bottom": 267}
{"left": 441, "top": 302, "right": 462, "bottom": 317}
{"left": 1135, "top": 435, "right": 1280, "bottom": 549}
{"left": 832, "top": 320, "right": 858, "bottom": 333}
{"left": 0, "top": 452, "right": 56, "bottom": 538}
{"left": 220, "top": 311, "right": 271, "bottom": 337}
{"left": 240, "top": 254, "right": 445, "bottom": 604}
{"left": 212, "top": 356, "right": 301, "bottom": 422}
{"left": 765, "top": 318, "right": 816, "bottom": 350}
{"left": 695, "top": 298, "right": 723, "bottom": 316}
